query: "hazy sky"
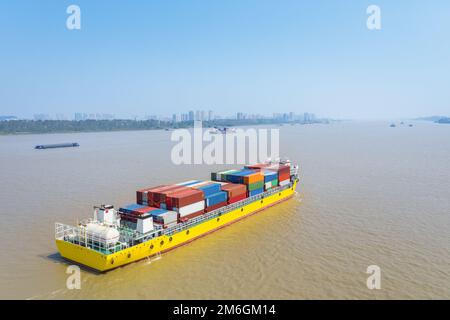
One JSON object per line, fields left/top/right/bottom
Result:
{"left": 0, "top": 0, "right": 449, "bottom": 119}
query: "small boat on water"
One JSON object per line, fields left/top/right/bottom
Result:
{"left": 390, "top": 124, "right": 396, "bottom": 127}
{"left": 35, "top": 143, "right": 80, "bottom": 149}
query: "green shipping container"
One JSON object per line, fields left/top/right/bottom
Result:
{"left": 248, "top": 180, "right": 264, "bottom": 191}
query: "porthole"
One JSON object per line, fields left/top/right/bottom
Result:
{"left": 160, "top": 241, "right": 164, "bottom": 246}
{"left": 111, "top": 259, "right": 115, "bottom": 265}
{"left": 261, "top": 200, "right": 263, "bottom": 204}
{"left": 241, "top": 208, "right": 244, "bottom": 212}
{"left": 169, "top": 237, "right": 173, "bottom": 242}
{"left": 127, "top": 253, "right": 131, "bottom": 259}
{"left": 279, "top": 193, "right": 281, "bottom": 196}
{"left": 186, "top": 230, "right": 190, "bottom": 235}
{"left": 216, "top": 218, "right": 220, "bottom": 222}
{"left": 150, "top": 244, "right": 154, "bottom": 249}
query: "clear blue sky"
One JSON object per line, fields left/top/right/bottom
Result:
{"left": 0, "top": 0, "right": 449, "bottom": 119}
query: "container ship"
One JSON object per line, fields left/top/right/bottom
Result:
{"left": 55, "top": 159, "right": 299, "bottom": 272}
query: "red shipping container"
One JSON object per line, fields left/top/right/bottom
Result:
{"left": 278, "top": 172, "right": 290, "bottom": 181}
{"left": 122, "top": 206, "right": 158, "bottom": 216}
{"left": 167, "top": 189, "right": 204, "bottom": 209}
{"left": 137, "top": 185, "right": 171, "bottom": 205}
{"left": 220, "top": 183, "right": 247, "bottom": 199}
{"left": 152, "top": 185, "right": 190, "bottom": 206}
{"left": 137, "top": 185, "right": 167, "bottom": 204}
{"left": 245, "top": 164, "right": 269, "bottom": 170}
{"left": 228, "top": 193, "right": 247, "bottom": 204}
{"left": 162, "top": 186, "right": 193, "bottom": 207}
{"left": 204, "top": 200, "right": 227, "bottom": 213}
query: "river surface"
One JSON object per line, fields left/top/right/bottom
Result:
{"left": 0, "top": 121, "right": 449, "bottom": 299}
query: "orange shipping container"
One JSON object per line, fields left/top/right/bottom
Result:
{"left": 243, "top": 172, "right": 264, "bottom": 184}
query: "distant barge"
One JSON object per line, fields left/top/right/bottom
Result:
{"left": 35, "top": 143, "right": 79, "bottom": 149}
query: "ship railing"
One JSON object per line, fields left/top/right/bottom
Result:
{"left": 55, "top": 222, "right": 128, "bottom": 254}
{"left": 164, "top": 182, "right": 294, "bottom": 236}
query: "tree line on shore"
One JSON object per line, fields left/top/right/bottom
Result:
{"left": 0, "top": 118, "right": 325, "bottom": 134}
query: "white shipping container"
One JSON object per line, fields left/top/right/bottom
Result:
{"left": 175, "top": 180, "right": 199, "bottom": 186}
{"left": 137, "top": 215, "right": 154, "bottom": 234}
{"left": 159, "top": 210, "right": 178, "bottom": 224}
{"left": 175, "top": 200, "right": 205, "bottom": 217}
{"left": 189, "top": 181, "right": 208, "bottom": 188}
{"left": 265, "top": 182, "right": 272, "bottom": 190}
{"left": 279, "top": 179, "right": 290, "bottom": 186}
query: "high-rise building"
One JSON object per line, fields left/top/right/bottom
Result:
{"left": 289, "top": 112, "right": 294, "bottom": 121}
{"left": 189, "top": 110, "right": 194, "bottom": 121}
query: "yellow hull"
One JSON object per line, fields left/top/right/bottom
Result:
{"left": 56, "top": 181, "right": 297, "bottom": 272}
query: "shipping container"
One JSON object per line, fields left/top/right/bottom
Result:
{"left": 248, "top": 180, "right": 264, "bottom": 191}
{"left": 243, "top": 171, "right": 264, "bottom": 184}
{"left": 175, "top": 200, "right": 205, "bottom": 217}
{"left": 220, "top": 183, "right": 247, "bottom": 198}
{"left": 204, "top": 200, "right": 227, "bottom": 213}
{"left": 119, "top": 204, "right": 157, "bottom": 215}
{"left": 245, "top": 163, "right": 270, "bottom": 170}
{"left": 175, "top": 180, "right": 202, "bottom": 186}
{"left": 153, "top": 185, "right": 190, "bottom": 206}
{"left": 166, "top": 188, "right": 204, "bottom": 209}
{"left": 205, "top": 191, "right": 228, "bottom": 207}
{"left": 279, "top": 179, "right": 290, "bottom": 187}
{"left": 150, "top": 209, "right": 178, "bottom": 225}
{"left": 136, "top": 185, "right": 167, "bottom": 205}
{"left": 228, "top": 193, "right": 247, "bottom": 204}
{"left": 211, "top": 169, "right": 239, "bottom": 182}
{"left": 262, "top": 170, "right": 278, "bottom": 182}
{"left": 178, "top": 210, "right": 204, "bottom": 222}
{"left": 249, "top": 188, "right": 264, "bottom": 197}
{"left": 194, "top": 182, "right": 222, "bottom": 197}
{"left": 264, "top": 179, "right": 279, "bottom": 190}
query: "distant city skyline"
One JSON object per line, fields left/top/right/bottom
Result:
{"left": 11, "top": 110, "right": 319, "bottom": 122}
{"left": 1, "top": 1, "right": 450, "bottom": 119}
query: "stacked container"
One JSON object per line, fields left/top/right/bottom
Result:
{"left": 211, "top": 169, "right": 239, "bottom": 182}
{"left": 262, "top": 170, "right": 278, "bottom": 190}
{"left": 220, "top": 183, "right": 247, "bottom": 204}
{"left": 119, "top": 204, "right": 158, "bottom": 223}
{"left": 164, "top": 188, "right": 205, "bottom": 222}
{"left": 246, "top": 163, "right": 291, "bottom": 186}
{"left": 190, "top": 181, "right": 228, "bottom": 213}
{"left": 150, "top": 208, "right": 178, "bottom": 228}
{"left": 136, "top": 186, "right": 166, "bottom": 206}
{"left": 137, "top": 185, "right": 191, "bottom": 207}
{"left": 223, "top": 169, "right": 264, "bottom": 196}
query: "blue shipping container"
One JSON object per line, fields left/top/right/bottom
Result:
{"left": 150, "top": 209, "right": 168, "bottom": 216}
{"left": 206, "top": 191, "right": 228, "bottom": 207}
{"left": 263, "top": 171, "right": 278, "bottom": 182}
{"left": 120, "top": 204, "right": 147, "bottom": 213}
{"left": 225, "top": 169, "right": 256, "bottom": 183}
{"left": 197, "top": 183, "right": 221, "bottom": 197}
{"left": 249, "top": 188, "right": 264, "bottom": 197}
